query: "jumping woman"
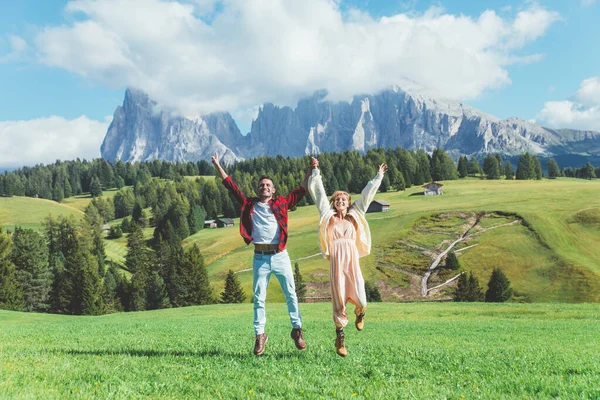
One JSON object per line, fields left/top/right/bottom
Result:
{"left": 308, "top": 158, "right": 387, "bottom": 357}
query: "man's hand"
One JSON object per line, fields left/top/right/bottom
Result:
{"left": 211, "top": 152, "right": 220, "bottom": 167}
{"left": 378, "top": 163, "right": 388, "bottom": 174}
{"left": 212, "top": 152, "right": 228, "bottom": 180}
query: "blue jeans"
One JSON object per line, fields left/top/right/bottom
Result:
{"left": 252, "top": 250, "right": 302, "bottom": 335}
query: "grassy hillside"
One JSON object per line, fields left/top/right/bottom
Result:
{"left": 3, "top": 178, "right": 600, "bottom": 303}
{"left": 183, "top": 177, "right": 600, "bottom": 303}
{"left": 61, "top": 188, "right": 122, "bottom": 211}
{"left": 0, "top": 196, "right": 83, "bottom": 231}
{"left": 1, "top": 303, "right": 599, "bottom": 398}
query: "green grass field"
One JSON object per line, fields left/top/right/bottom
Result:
{"left": 0, "top": 196, "right": 83, "bottom": 231}
{"left": 1, "top": 303, "right": 599, "bottom": 399}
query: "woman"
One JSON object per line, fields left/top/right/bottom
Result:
{"left": 308, "top": 158, "right": 387, "bottom": 357}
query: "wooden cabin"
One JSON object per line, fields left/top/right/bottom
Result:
{"left": 367, "top": 199, "right": 390, "bottom": 213}
{"left": 423, "top": 182, "right": 444, "bottom": 196}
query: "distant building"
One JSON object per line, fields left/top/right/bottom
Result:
{"left": 204, "top": 219, "right": 217, "bottom": 229}
{"left": 423, "top": 182, "right": 444, "bottom": 196}
{"left": 216, "top": 218, "right": 235, "bottom": 228}
{"left": 367, "top": 199, "right": 390, "bottom": 213}
{"left": 102, "top": 224, "right": 111, "bottom": 232}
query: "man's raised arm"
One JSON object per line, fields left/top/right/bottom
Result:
{"left": 212, "top": 152, "right": 246, "bottom": 204}
{"left": 211, "top": 152, "right": 229, "bottom": 181}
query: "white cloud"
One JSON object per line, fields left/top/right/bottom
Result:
{"left": 0, "top": 116, "right": 110, "bottom": 168}
{"left": 0, "top": 35, "right": 27, "bottom": 63}
{"left": 537, "top": 76, "right": 600, "bottom": 131}
{"left": 33, "top": 0, "right": 560, "bottom": 117}
{"left": 573, "top": 76, "right": 600, "bottom": 106}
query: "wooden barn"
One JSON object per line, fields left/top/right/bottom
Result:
{"left": 423, "top": 182, "right": 444, "bottom": 196}
{"left": 204, "top": 219, "right": 217, "bottom": 229}
{"left": 216, "top": 217, "right": 235, "bottom": 228}
{"left": 367, "top": 199, "right": 390, "bottom": 213}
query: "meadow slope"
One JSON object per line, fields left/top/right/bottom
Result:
{"left": 182, "top": 178, "right": 600, "bottom": 303}
{"left": 3, "top": 178, "right": 600, "bottom": 302}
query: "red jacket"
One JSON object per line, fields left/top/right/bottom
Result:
{"left": 222, "top": 177, "right": 307, "bottom": 253}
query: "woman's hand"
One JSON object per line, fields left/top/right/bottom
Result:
{"left": 378, "top": 163, "right": 388, "bottom": 174}
{"left": 311, "top": 157, "right": 319, "bottom": 169}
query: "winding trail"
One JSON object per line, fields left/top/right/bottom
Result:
{"left": 420, "top": 218, "right": 521, "bottom": 296}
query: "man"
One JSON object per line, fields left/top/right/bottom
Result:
{"left": 212, "top": 153, "right": 314, "bottom": 356}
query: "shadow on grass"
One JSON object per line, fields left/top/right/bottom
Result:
{"left": 46, "top": 348, "right": 308, "bottom": 360}
{"left": 409, "top": 192, "right": 424, "bottom": 196}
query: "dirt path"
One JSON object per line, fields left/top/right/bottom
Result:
{"left": 420, "top": 218, "right": 521, "bottom": 296}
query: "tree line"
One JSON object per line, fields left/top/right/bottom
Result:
{"left": 457, "top": 153, "right": 598, "bottom": 180}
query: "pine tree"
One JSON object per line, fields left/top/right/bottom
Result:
{"left": 101, "top": 268, "right": 119, "bottom": 314}
{"left": 188, "top": 205, "right": 205, "bottom": 234}
{"left": 129, "top": 249, "right": 155, "bottom": 311}
{"left": 83, "top": 203, "right": 106, "bottom": 275}
{"left": 515, "top": 153, "right": 531, "bottom": 180}
{"left": 483, "top": 154, "right": 500, "bottom": 180}
{"left": 221, "top": 269, "right": 246, "bottom": 303}
{"left": 457, "top": 156, "right": 468, "bottom": 178}
{"left": 444, "top": 251, "right": 460, "bottom": 270}
{"left": 89, "top": 176, "right": 103, "bottom": 197}
{"left": 108, "top": 226, "right": 123, "bottom": 239}
{"left": 454, "top": 272, "right": 484, "bottom": 302}
{"left": 485, "top": 268, "right": 513, "bottom": 302}
{"left": 581, "top": 162, "right": 596, "bottom": 180}
{"left": 64, "top": 179, "right": 73, "bottom": 198}
{"left": 146, "top": 271, "right": 170, "bottom": 310}
{"left": 52, "top": 183, "right": 64, "bottom": 203}
{"left": 365, "top": 281, "right": 382, "bottom": 302}
{"left": 467, "top": 273, "right": 485, "bottom": 301}
{"left": 533, "top": 156, "right": 543, "bottom": 180}
{"left": 75, "top": 263, "right": 103, "bottom": 315}
{"left": 0, "top": 227, "right": 24, "bottom": 310}
{"left": 11, "top": 228, "right": 52, "bottom": 312}
{"left": 504, "top": 161, "right": 514, "bottom": 180}
{"left": 132, "top": 200, "right": 144, "bottom": 226}
{"left": 183, "top": 244, "right": 213, "bottom": 305}
{"left": 467, "top": 157, "right": 481, "bottom": 177}
{"left": 293, "top": 262, "right": 307, "bottom": 303}
{"left": 120, "top": 217, "right": 131, "bottom": 234}
{"left": 125, "top": 222, "right": 146, "bottom": 273}
{"left": 547, "top": 158, "right": 561, "bottom": 179}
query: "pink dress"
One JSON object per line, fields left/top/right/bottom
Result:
{"left": 328, "top": 216, "right": 367, "bottom": 329}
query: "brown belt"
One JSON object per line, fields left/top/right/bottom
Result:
{"left": 254, "top": 243, "right": 279, "bottom": 251}
{"left": 254, "top": 243, "right": 279, "bottom": 254}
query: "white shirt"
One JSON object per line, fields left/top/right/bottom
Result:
{"left": 251, "top": 201, "right": 281, "bottom": 244}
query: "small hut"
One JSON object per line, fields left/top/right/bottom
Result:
{"left": 367, "top": 199, "right": 390, "bottom": 213}
{"left": 423, "top": 182, "right": 444, "bottom": 196}
{"left": 204, "top": 219, "right": 217, "bottom": 229}
{"left": 216, "top": 218, "right": 235, "bottom": 228}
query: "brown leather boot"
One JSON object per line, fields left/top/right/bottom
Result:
{"left": 335, "top": 331, "right": 347, "bottom": 357}
{"left": 254, "top": 333, "right": 268, "bottom": 356}
{"left": 355, "top": 312, "right": 365, "bottom": 331}
{"left": 291, "top": 328, "right": 307, "bottom": 350}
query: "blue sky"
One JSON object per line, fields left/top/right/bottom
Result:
{"left": 1, "top": 0, "right": 599, "bottom": 167}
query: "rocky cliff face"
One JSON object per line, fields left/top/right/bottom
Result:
{"left": 100, "top": 89, "right": 242, "bottom": 165}
{"left": 100, "top": 87, "right": 600, "bottom": 164}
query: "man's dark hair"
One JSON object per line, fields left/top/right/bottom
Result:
{"left": 258, "top": 175, "right": 275, "bottom": 187}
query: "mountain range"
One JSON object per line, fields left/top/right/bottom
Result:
{"left": 100, "top": 87, "right": 600, "bottom": 165}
